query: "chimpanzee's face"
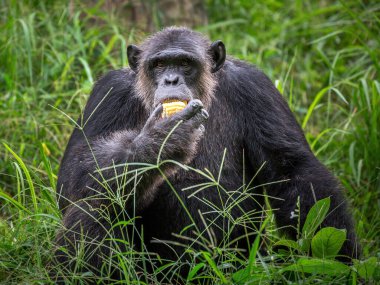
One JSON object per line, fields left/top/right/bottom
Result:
{"left": 147, "top": 48, "right": 203, "bottom": 108}
{"left": 127, "top": 28, "right": 226, "bottom": 112}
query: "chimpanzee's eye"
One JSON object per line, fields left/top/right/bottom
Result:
{"left": 181, "top": 60, "right": 190, "bottom": 67}
{"left": 181, "top": 60, "right": 192, "bottom": 73}
{"left": 154, "top": 60, "right": 164, "bottom": 69}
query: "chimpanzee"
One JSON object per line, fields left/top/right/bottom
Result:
{"left": 54, "top": 27, "right": 359, "bottom": 281}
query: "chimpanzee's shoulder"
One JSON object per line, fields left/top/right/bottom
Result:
{"left": 217, "top": 58, "right": 278, "bottom": 100}
{"left": 92, "top": 68, "right": 136, "bottom": 92}
{"left": 79, "top": 68, "right": 147, "bottom": 138}
{"left": 222, "top": 58, "right": 269, "bottom": 82}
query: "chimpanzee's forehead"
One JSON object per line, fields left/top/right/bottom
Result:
{"left": 141, "top": 28, "right": 210, "bottom": 60}
{"left": 147, "top": 42, "right": 205, "bottom": 60}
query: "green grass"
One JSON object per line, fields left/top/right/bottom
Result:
{"left": 0, "top": 0, "right": 379, "bottom": 284}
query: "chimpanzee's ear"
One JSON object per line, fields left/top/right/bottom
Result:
{"left": 127, "top": 45, "right": 141, "bottom": 73}
{"left": 209, "top": 40, "right": 226, "bottom": 73}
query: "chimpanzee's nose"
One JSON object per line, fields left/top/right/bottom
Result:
{"left": 164, "top": 74, "right": 179, "bottom": 86}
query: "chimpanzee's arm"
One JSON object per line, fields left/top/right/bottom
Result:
{"left": 226, "top": 61, "right": 359, "bottom": 258}
{"left": 57, "top": 69, "right": 151, "bottom": 212}
{"left": 52, "top": 69, "right": 206, "bottom": 279}
{"left": 57, "top": 69, "right": 204, "bottom": 214}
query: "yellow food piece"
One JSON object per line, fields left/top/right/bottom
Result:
{"left": 162, "top": 100, "right": 187, "bottom": 118}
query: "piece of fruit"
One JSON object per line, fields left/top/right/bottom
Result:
{"left": 161, "top": 100, "right": 187, "bottom": 118}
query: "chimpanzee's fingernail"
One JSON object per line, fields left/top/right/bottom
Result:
{"left": 191, "top": 101, "right": 200, "bottom": 108}
{"left": 201, "top": 109, "right": 209, "bottom": 119}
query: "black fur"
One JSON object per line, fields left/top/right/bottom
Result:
{"left": 54, "top": 27, "right": 359, "bottom": 281}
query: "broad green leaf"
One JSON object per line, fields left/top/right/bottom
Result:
{"left": 311, "top": 227, "right": 346, "bottom": 258}
{"left": 282, "top": 257, "right": 351, "bottom": 276}
{"left": 301, "top": 197, "right": 330, "bottom": 251}
{"left": 353, "top": 257, "right": 378, "bottom": 279}
{"left": 274, "top": 239, "right": 301, "bottom": 252}
{"left": 232, "top": 267, "right": 269, "bottom": 284}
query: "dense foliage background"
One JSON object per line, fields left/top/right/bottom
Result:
{"left": 0, "top": 0, "right": 379, "bottom": 284}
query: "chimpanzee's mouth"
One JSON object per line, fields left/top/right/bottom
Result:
{"left": 161, "top": 98, "right": 189, "bottom": 105}
{"left": 160, "top": 98, "right": 189, "bottom": 118}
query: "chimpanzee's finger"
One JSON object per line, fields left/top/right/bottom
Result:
{"left": 143, "top": 104, "right": 163, "bottom": 130}
{"left": 170, "top": 99, "right": 203, "bottom": 121}
{"left": 186, "top": 108, "right": 209, "bottom": 129}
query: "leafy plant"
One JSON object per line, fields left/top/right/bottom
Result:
{"left": 1, "top": 0, "right": 379, "bottom": 284}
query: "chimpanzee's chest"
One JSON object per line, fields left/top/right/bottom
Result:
{"left": 165, "top": 98, "right": 249, "bottom": 197}
{"left": 140, "top": 102, "right": 261, "bottom": 255}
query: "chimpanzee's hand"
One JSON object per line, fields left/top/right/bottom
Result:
{"left": 141, "top": 99, "right": 209, "bottom": 163}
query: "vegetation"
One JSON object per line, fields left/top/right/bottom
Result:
{"left": 0, "top": 0, "right": 379, "bottom": 283}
